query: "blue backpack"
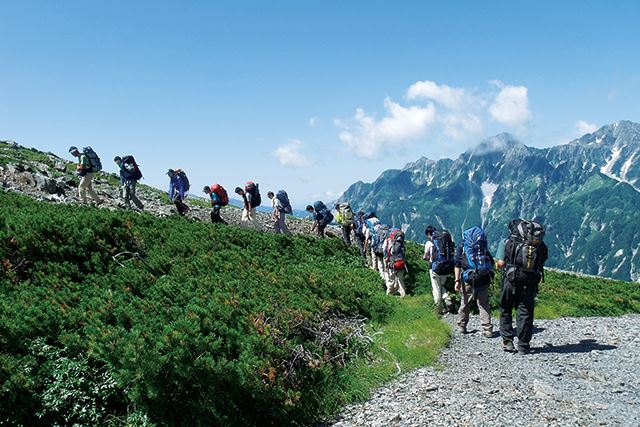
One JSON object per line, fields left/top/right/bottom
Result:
{"left": 431, "top": 230, "right": 455, "bottom": 275}
{"left": 276, "top": 190, "right": 292, "bottom": 214}
{"left": 461, "top": 227, "right": 494, "bottom": 287}
{"left": 313, "top": 201, "right": 333, "bottom": 225}
{"left": 353, "top": 213, "right": 365, "bottom": 236}
{"left": 372, "top": 224, "right": 389, "bottom": 255}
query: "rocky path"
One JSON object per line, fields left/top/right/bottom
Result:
{"left": 333, "top": 314, "right": 640, "bottom": 427}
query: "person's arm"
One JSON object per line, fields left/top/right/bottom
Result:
{"left": 454, "top": 245, "right": 463, "bottom": 292}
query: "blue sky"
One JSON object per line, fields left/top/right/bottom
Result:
{"left": 2, "top": 0, "right": 639, "bottom": 207}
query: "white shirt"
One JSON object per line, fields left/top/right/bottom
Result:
{"left": 423, "top": 240, "right": 435, "bottom": 262}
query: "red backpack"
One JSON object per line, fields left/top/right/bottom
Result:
{"left": 211, "top": 184, "right": 229, "bottom": 206}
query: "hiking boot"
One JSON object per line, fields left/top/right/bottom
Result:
{"left": 483, "top": 330, "right": 493, "bottom": 338}
{"left": 517, "top": 346, "right": 531, "bottom": 355}
{"left": 502, "top": 340, "right": 515, "bottom": 352}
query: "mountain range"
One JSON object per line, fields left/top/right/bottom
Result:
{"left": 340, "top": 120, "right": 640, "bottom": 282}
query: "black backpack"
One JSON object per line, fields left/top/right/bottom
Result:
{"left": 505, "top": 219, "right": 548, "bottom": 285}
{"left": 431, "top": 230, "right": 455, "bottom": 275}
{"left": 245, "top": 181, "right": 261, "bottom": 208}
{"left": 121, "top": 155, "right": 143, "bottom": 180}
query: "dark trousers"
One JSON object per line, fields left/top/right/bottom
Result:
{"left": 355, "top": 233, "right": 366, "bottom": 258}
{"left": 317, "top": 223, "right": 327, "bottom": 238}
{"left": 210, "top": 207, "right": 227, "bottom": 224}
{"left": 499, "top": 277, "right": 537, "bottom": 349}
{"left": 341, "top": 225, "right": 352, "bottom": 245}
{"left": 174, "top": 198, "right": 189, "bottom": 216}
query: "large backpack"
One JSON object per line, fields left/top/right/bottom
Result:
{"left": 505, "top": 219, "right": 547, "bottom": 285}
{"left": 175, "top": 169, "right": 190, "bottom": 192}
{"left": 245, "top": 181, "right": 261, "bottom": 208}
{"left": 353, "top": 212, "right": 365, "bottom": 236}
{"left": 461, "top": 227, "right": 494, "bottom": 287}
{"left": 431, "top": 230, "right": 455, "bottom": 276}
{"left": 83, "top": 147, "right": 102, "bottom": 173}
{"left": 337, "top": 203, "right": 354, "bottom": 225}
{"left": 276, "top": 190, "right": 292, "bottom": 214}
{"left": 313, "top": 201, "right": 333, "bottom": 225}
{"left": 372, "top": 224, "right": 390, "bottom": 256}
{"left": 121, "top": 155, "right": 143, "bottom": 180}
{"left": 387, "top": 229, "right": 406, "bottom": 270}
{"left": 211, "top": 183, "right": 229, "bottom": 206}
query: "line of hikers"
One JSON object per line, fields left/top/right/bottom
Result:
{"left": 69, "top": 146, "right": 549, "bottom": 354}
{"left": 67, "top": 146, "right": 294, "bottom": 233}
{"left": 423, "top": 219, "right": 549, "bottom": 354}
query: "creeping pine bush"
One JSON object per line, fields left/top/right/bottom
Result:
{"left": 0, "top": 191, "right": 392, "bottom": 426}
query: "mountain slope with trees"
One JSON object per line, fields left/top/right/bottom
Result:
{"left": 341, "top": 121, "right": 640, "bottom": 282}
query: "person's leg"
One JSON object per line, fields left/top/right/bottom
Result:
{"left": 78, "top": 174, "right": 89, "bottom": 203}
{"left": 279, "top": 215, "right": 291, "bottom": 234}
{"left": 499, "top": 278, "right": 516, "bottom": 344}
{"left": 318, "top": 223, "right": 326, "bottom": 238}
{"left": 516, "top": 284, "right": 537, "bottom": 351}
{"left": 250, "top": 208, "right": 259, "bottom": 229}
{"left": 129, "top": 181, "right": 144, "bottom": 209}
{"left": 376, "top": 254, "right": 386, "bottom": 280}
{"left": 356, "top": 234, "right": 365, "bottom": 258}
{"left": 457, "top": 283, "right": 472, "bottom": 332}
{"left": 386, "top": 268, "right": 396, "bottom": 294}
{"left": 475, "top": 285, "right": 493, "bottom": 334}
{"left": 123, "top": 182, "right": 132, "bottom": 209}
{"left": 396, "top": 269, "right": 406, "bottom": 297}
{"left": 83, "top": 174, "right": 100, "bottom": 203}
{"left": 242, "top": 208, "right": 249, "bottom": 222}
{"left": 430, "top": 270, "right": 444, "bottom": 313}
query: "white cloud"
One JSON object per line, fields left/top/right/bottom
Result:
{"left": 489, "top": 85, "right": 532, "bottom": 127}
{"left": 338, "top": 98, "right": 436, "bottom": 160}
{"left": 406, "top": 81, "right": 469, "bottom": 109}
{"left": 441, "top": 113, "right": 483, "bottom": 140}
{"left": 274, "top": 139, "right": 311, "bottom": 167}
{"left": 309, "top": 117, "right": 319, "bottom": 127}
{"left": 575, "top": 120, "right": 598, "bottom": 136}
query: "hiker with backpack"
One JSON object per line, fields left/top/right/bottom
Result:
{"left": 454, "top": 226, "right": 495, "bottom": 337}
{"left": 369, "top": 221, "right": 390, "bottom": 282}
{"left": 114, "top": 156, "right": 144, "bottom": 211}
{"left": 69, "top": 146, "right": 102, "bottom": 204}
{"left": 384, "top": 228, "right": 407, "bottom": 297}
{"left": 203, "top": 184, "right": 228, "bottom": 224}
{"left": 167, "top": 169, "right": 190, "bottom": 216}
{"left": 363, "top": 212, "right": 381, "bottom": 269}
{"left": 267, "top": 190, "right": 292, "bottom": 234}
{"left": 306, "top": 201, "right": 334, "bottom": 238}
{"left": 424, "top": 225, "right": 454, "bottom": 315}
{"left": 352, "top": 211, "right": 367, "bottom": 259}
{"left": 497, "top": 218, "right": 548, "bottom": 354}
{"left": 335, "top": 202, "right": 354, "bottom": 245}
{"left": 240, "top": 181, "right": 261, "bottom": 229}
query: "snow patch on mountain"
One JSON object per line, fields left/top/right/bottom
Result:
{"left": 601, "top": 146, "right": 622, "bottom": 177}
{"left": 480, "top": 182, "right": 498, "bottom": 220}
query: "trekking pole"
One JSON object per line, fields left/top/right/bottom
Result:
{"left": 112, "top": 251, "right": 164, "bottom": 277}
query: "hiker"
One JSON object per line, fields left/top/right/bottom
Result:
{"left": 167, "top": 169, "right": 190, "bottom": 216}
{"left": 384, "top": 228, "right": 407, "bottom": 297}
{"left": 307, "top": 201, "right": 334, "bottom": 238}
{"left": 114, "top": 156, "right": 144, "bottom": 211}
{"left": 454, "top": 226, "right": 495, "bottom": 337}
{"left": 371, "top": 222, "right": 390, "bottom": 282}
{"left": 203, "top": 184, "right": 228, "bottom": 224}
{"left": 496, "top": 218, "right": 548, "bottom": 354}
{"left": 240, "top": 181, "right": 261, "bottom": 229}
{"left": 335, "top": 202, "right": 354, "bottom": 245}
{"left": 424, "top": 225, "right": 454, "bottom": 314}
{"left": 267, "top": 190, "right": 292, "bottom": 234}
{"left": 363, "top": 212, "right": 381, "bottom": 269}
{"left": 352, "top": 211, "right": 367, "bottom": 259}
{"left": 69, "top": 146, "right": 102, "bottom": 204}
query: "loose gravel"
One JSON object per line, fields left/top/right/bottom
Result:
{"left": 332, "top": 314, "right": 640, "bottom": 426}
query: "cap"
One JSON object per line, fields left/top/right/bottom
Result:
{"left": 113, "top": 156, "right": 122, "bottom": 162}
{"left": 68, "top": 146, "right": 78, "bottom": 153}
{"left": 166, "top": 169, "right": 175, "bottom": 176}
{"left": 203, "top": 186, "right": 211, "bottom": 193}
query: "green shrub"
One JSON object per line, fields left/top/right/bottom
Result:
{"left": 0, "top": 191, "right": 394, "bottom": 426}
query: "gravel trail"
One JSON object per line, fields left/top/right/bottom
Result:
{"left": 333, "top": 314, "right": 640, "bottom": 426}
